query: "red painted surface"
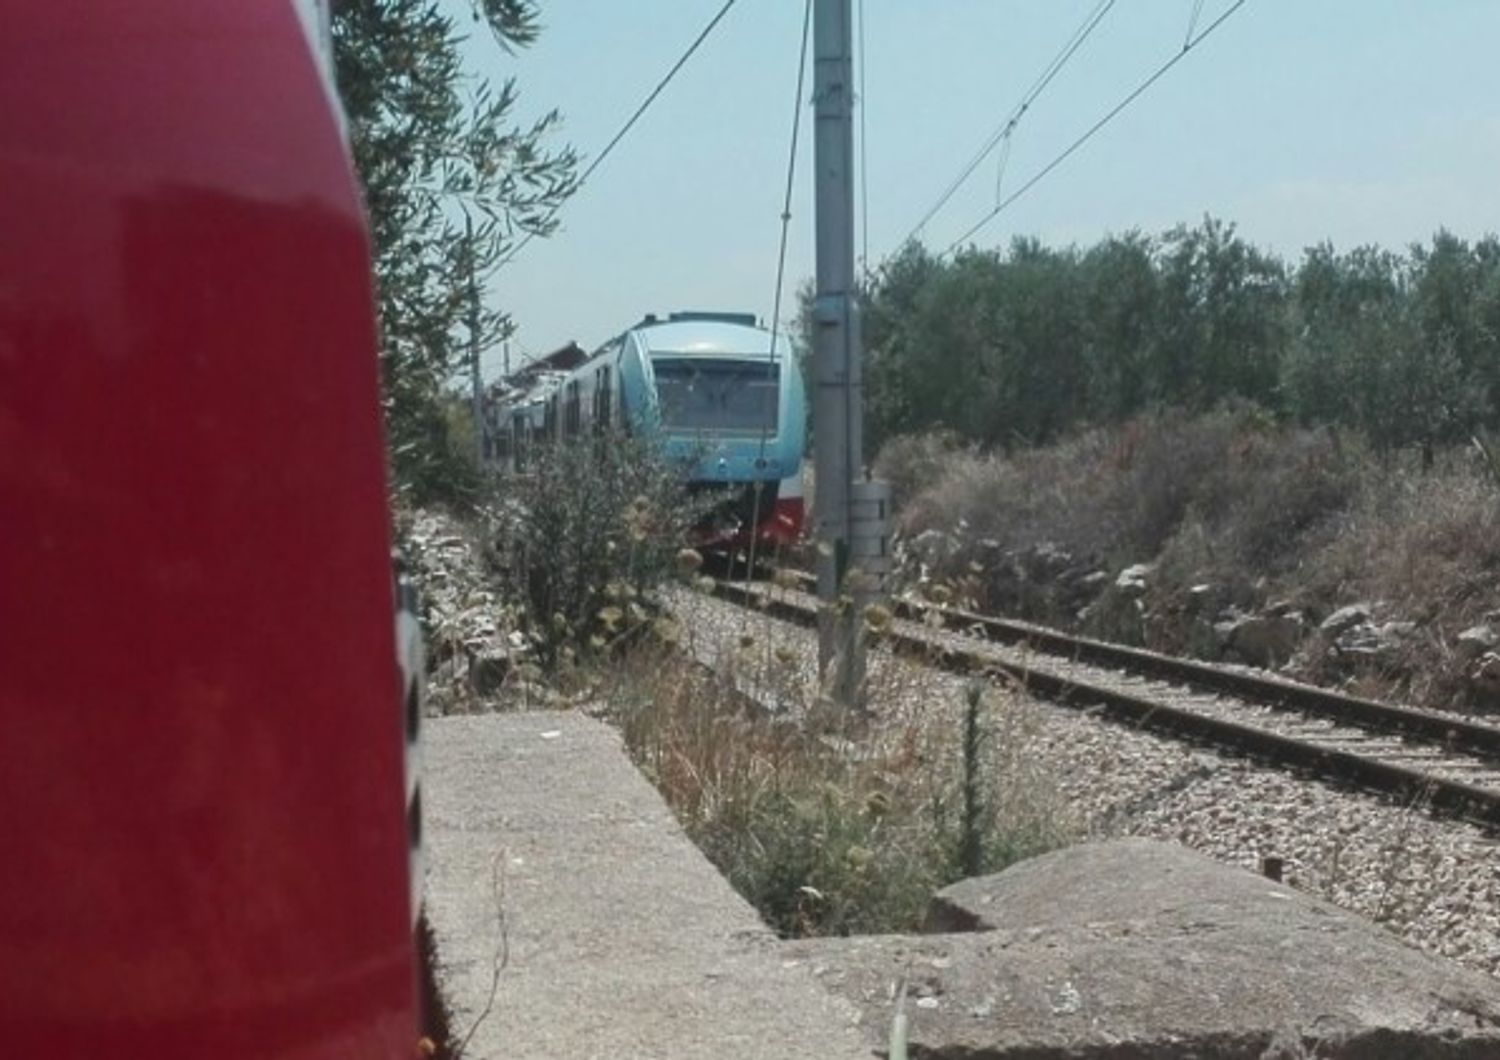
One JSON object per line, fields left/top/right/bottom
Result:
{"left": 692, "top": 496, "right": 805, "bottom": 553}
{"left": 758, "top": 496, "right": 806, "bottom": 549}
{"left": 0, "top": 4, "right": 417, "bottom": 1057}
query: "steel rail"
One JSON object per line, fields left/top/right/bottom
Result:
{"left": 715, "top": 578, "right": 1500, "bottom": 830}
{"left": 778, "top": 569, "right": 1500, "bottom": 761}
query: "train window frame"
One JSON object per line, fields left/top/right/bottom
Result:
{"left": 651, "top": 357, "right": 780, "bottom": 434}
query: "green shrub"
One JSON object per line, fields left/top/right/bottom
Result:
{"left": 484, "top": 431, "right": 696, "bottom": 667}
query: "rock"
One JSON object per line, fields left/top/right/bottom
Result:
{"left": 1114, "top": 563, "right": 1152, "bottom": 598}
{"left": 788, "top": 840, "right": 1500, "bottom": 1059}
{"left": 1334, "top": 622, "right": 1384, "bottom": 656}
{"left": 1331, "top": 618, "right": 1414, "bottom": 669}
{"left": 1020, "top": 541, "right": 1073, "bottom": 581}
{"left": 909, "top": 529, "right": 958, "bottom": 566}
{"left": 1320, "top": 603, "right": 1373, "bottom": 636}
{"left": 1074, "top": 570, "right": 1110, "bottom": 592}
{"left": 1456, "top": 624, "right": 1499, "bottom": 662}
{"left": 1220, "top": 611, "right": 1304, "bottom": 668}
{"left": 1472, "top": 653, "right": 1500, "bottom": 702}
{"left": 467, "top": 648, "right": 511, "bottom": 695}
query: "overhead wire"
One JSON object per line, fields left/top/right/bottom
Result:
{"left": 744, "top": 0, "right": 813, "bottom": 580}
{"left": 897, "top": 0, "right": 1116, "bottom": 251}
{"left": 494, "top": 0, "right": 740, "bottom": 272}
{"left": 942, "top": 0, "right": 1248, "bottom": 256}
{"left": 1184, "top": 0, "right": 1208, "bottom": 49}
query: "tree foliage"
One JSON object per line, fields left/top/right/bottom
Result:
{"left": 856, "top": 219, "right": 1500, "bottom": 457}
{"left": 333, "top": 0, "right": 578, "bottom": 500}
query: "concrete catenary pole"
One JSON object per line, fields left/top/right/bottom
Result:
{"left": 811, "top": 0, "right": 865, "bottom": 707}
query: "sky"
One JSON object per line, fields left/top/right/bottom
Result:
{"left": 447, "top": 1, "right": 1500, "bottom": 377}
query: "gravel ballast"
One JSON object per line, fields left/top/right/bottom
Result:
{"left": 668, "top": 584, "right": 1500, "bottom": 978}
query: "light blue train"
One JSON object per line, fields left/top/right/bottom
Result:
{"left": 493, "top": 311, "right": 807, "bottom": 548}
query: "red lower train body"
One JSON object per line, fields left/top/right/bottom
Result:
{"left": 692, "top": 472, "right": 806, "bottom": 553}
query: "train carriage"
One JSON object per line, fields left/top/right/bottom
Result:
{"left": 496, "top": 311, "right": 807, "bottom": 548}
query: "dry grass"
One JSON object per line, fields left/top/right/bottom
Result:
{"left": 890, "top": 411, "right": 1500, "bottom": 711}
{"left": 601, "top": 611, "right": 1075, "bottom": 937}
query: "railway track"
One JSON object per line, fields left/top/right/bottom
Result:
{"left": 712, "top": 574, "right": 1500, "bottom": 830}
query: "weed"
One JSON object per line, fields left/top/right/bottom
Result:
{"left": 482, "top": 430, "right": 702, "bottom": 667}
{"left": 603, "top": 621, "right": 1074, "bottom": 937}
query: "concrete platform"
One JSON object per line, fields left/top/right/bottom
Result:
{"left": 784, "top": 839, "right": 1500, "bottom": 1059}
{"left": 422, "top": 711, "right": 869, "bottom": 1059}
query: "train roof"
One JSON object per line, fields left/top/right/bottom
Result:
{"left": 628, "top": 318, "right": 791, "bottom": 360}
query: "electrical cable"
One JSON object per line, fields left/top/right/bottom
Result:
{"left": 744, "top": 0, "right": 813, "bottom": 580}
{"left": 898, "top": 0, "right": 1115, "bottom": 250}
{"left": 495, "top": 0, "right": 740, "bottom": 271}
{"left": 942, "top": 0, "right": 1248, "bottom": 256}
{"left": 1185, "top": 0, "right": 1207, "bottom": 50}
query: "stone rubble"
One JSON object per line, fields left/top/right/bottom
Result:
{"left": 399, "top": 507, "right": 533, "bottom": 714}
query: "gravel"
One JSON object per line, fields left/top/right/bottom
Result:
{"left": 667, "top": 584, "right": 1500, "bottom": 979}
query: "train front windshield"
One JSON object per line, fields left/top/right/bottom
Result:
{"left": 653, "top": 358, "right": 780, "bottom": 433}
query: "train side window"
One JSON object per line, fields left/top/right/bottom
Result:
{"left": 565, "top": 381, "right": 581, "bottom": 437}
{"left": 596, "top": 366, "right": 612, "bottom": 430}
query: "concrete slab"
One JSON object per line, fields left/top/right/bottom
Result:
{"left": 784, "top": 839, "right": 1500, "bottom": 1059}
{"left": 422, "top": 711, "right": 870, "bottom": 1059}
